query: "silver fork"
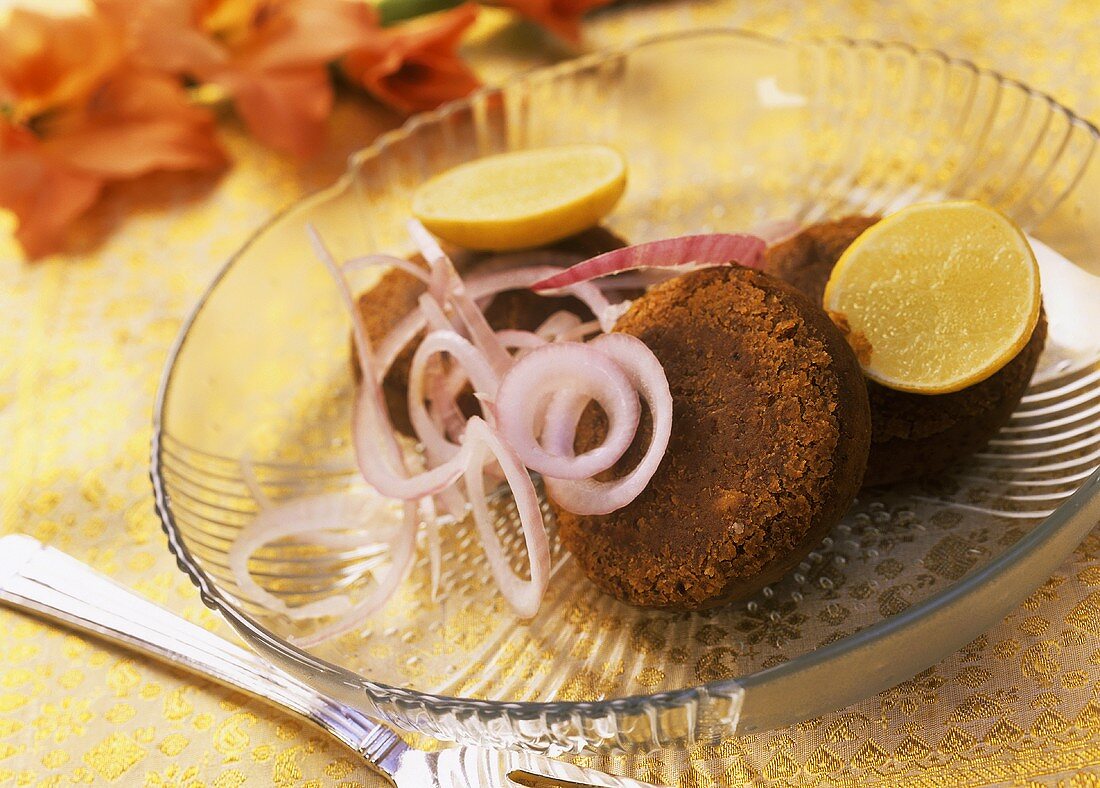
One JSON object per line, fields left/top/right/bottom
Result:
{"left": 0, "top": 534, "right": 661, "bottom": 788}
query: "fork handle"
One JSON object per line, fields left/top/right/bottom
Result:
{"left": 0, "top": 534, "right": 408, "bottom": 780}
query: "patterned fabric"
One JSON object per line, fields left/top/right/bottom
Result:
{"left": 3, "top": 2, "right": 1100, "bottom": 785}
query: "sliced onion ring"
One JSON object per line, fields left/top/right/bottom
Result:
{"left": 375, "top": 309, "right": 427, "bottom": 380}
{"left": 407, "top": 330, "right": 498, "bottom": 462}
{"left": 534, "top": 310, "right": 582, "bottom": 341}
{"left": 228, "top": 492, "right": 398, "bottom": 621}
{"left": 463, "top": 417, "right": 549, "bottom": 618}
{"left": 352, "top": 384, "right": 471, "bottom": 498}
{"left": 344, "top": 254, "right": 430, "bottom": 285}
{"left": 496, "top": 342, "right": 640, "bottom": 480}
{"left": 417, "top": 292, "right": 458, "bottom": 335}
{"left": 310, "top": 225, "right": 473, "bottom": 501}
{"left": 291, "top": 499, "right": 421, "bottom": 647}
{"left": 557, "top": 319, "right": 602, "bottom": 343}
{"left": 495, "top": 329, "right": 546, "bottom": 351}
{"left": 542, "top": 334, "right": 673, "bottom": 515}
{"left": 530, "top": 233, "right": 767, "bottom": 291}
{"left": 298, "top": 221, "right": 681, "bottom": 628}
{"left": 375, "top": 264, "right": 622, "bottom": 377}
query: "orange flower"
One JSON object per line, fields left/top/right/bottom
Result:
{"left": 494, "top": 0, "right": 612, "bottom": 43}
{"left": 341, "top": 4, "right": 481, "bottom": 114}
{"left": 0, "top": 10, "right": 225, "bottom": 258}
{"left": 95, "top": 0, "right": 379, "bottom": 157}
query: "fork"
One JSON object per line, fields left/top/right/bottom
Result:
{"left": 0, "top": 534, "right": 660, "bottom": 788}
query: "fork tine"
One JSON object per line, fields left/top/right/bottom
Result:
{"left": 391, "top": 745, "right": 665, "bottom": 787}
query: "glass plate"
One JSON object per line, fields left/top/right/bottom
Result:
{"left": 151, "top": 30, "right": 1100, "bottom": 754}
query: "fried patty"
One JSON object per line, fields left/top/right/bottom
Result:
{"left": 552, "top": 267, "right": 871, "bottom": 610}
{"left": 764, "top": 216, "right": 1048, "bottom": 487}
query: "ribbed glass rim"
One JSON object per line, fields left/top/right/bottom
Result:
{"left": 151, "top": 27, "right": 1100, "bottom": 740}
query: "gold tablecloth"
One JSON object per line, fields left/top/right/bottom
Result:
{"left": 4, "top": 2, "right": 1100, "bottom": 786}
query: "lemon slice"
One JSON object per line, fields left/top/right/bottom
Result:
{"left": 411, "top": 144, "right": 627, "bottom": 251}
{"left": 822, "top": 201, "right": 1041, "bottom": 394}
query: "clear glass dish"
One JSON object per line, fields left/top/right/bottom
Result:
{"left": 152, "top": 29, "right": 1100, "bottom": 755}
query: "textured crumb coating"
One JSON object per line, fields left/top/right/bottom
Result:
{"left": 764, "top": 216, "right": 1048, "bottom": 487}
{"left": 553, "top": 266, "right": 871, "bottom": 610}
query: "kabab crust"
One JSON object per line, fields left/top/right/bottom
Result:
{"left": 553, "top": 266, "right": 872, "bottom": 610}
{"left": 764, "top": 216, "right": 1047, "bottom": 487}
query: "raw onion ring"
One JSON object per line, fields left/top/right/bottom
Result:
{"left": 310, "top": 226, "right": 472, "bottom": 501}
{"left": 291, "top": 499, "right": 421, "bottom": 647}
{"left": 374, "top": 264, "right": 621, "bottom": 377}
{"left": 495, "top": 329, "right": 546, "bottom": 351}
{"left": 462, "top": 418, "right": 550, "bottom": 618}
{"left": 557, "top": 320, "right": 602, "bottom": 343}
{"left": 542, "top": 334, "right": 673, "bottom": 515}
{"left": 534, "top": 310, "right": 582, "bottom": 341}
{"left": 496, "top": 342, "right": 640, "bottom": 480}
{"left": 407, "top": 330, "right": 498, "bottom": 461}
{"left": 228, "top": 491, "right": 398, "bottom": 621}
{"left": 351, "top": 384, "right": 471, "bottom": 499}
{"left": 344, "top": 254, "right": 430, "bottom": 285}
{"left": 530, "top": 233, "right": 767, "bottom": 291}
{"left": 282, "top": 222, "right": 684, "bottom": 627}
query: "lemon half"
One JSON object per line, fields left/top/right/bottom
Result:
{"left": 411, "top": 144, "right": 627, "bottom": 251}
{"left": 822, "top": 201, "right": 1041, "bottom": 394}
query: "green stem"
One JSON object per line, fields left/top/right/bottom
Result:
{"left": 376, "top": 0, "right": 466, "bottom": 26}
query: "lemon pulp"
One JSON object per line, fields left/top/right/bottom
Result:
{"left": 412, "top": 144, "right": 627, "bottom": 251}
{"left": 822, "top": 201, "right": 1041, "bottom": 394}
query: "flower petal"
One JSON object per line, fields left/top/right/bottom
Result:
{"left": 0, "top": 126, "right": 102, "bottom": 258}
{"left": 239, "top": 0, "right": 380, "bottom": 70}
{"left": 0, "top": 9, "right": 124, "bottom": 118}
{"left": 342, "top": 4, "right": 480, "bottom": 114}
{"left": 93, "top": 0, "right": 228, "bottom": 73}
{"left": 41, "top": 71, "right": 227, "bottom": 177}
{"left": 95, "top": 0, "right": 368, "bottom": 155}
{"left": 219, "top": 66, "right": 333, "bottom": 158}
